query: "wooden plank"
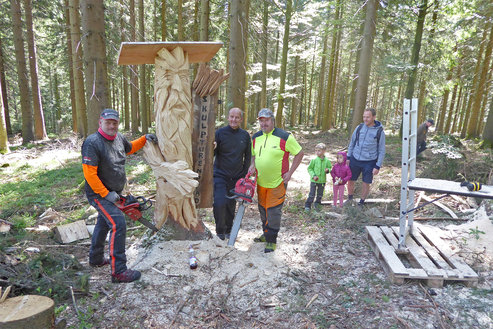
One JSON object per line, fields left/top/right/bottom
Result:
{"left": 118, "top": 42, "right": 223, "bottom": 65}
{"left": 411, "top": 228, "right": 454, "bottom": 271}
{"left": 416, "top": 224, "right": 478, "bottom": 279}
{"left": 408, "top": 178, "right": 493, "bottom": 199}
{"left": 366, "top": 226, "right": 409, "bottom": 276}
{"left": 322, "top": 198, "right": 395, "bottom": 205}
{"left": 380, "top": 226, "right": 399, "bottom": 250}
{"left": 391, "top": 227, "right": 445, "bottom": 278}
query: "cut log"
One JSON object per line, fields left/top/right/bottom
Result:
{"left": 53, "top": 220, "right": 89, "bottom": 244}
{"left": 0, "top": 295, "right": 55, "bottom": 329}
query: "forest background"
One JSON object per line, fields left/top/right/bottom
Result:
{"left": 0, "top": 0, "right": 493, "bottom": 151}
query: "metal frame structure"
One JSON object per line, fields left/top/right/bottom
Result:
{"left": 398, "top": 98, "right": 418, "bottom": 250}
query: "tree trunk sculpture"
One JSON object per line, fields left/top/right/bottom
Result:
{"left": 143, "top": 47, "right": 202, "bottom": 233}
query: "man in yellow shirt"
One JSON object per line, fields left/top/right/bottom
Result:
{"left": 248, "top": 109, "right": 304, "bottom": 252}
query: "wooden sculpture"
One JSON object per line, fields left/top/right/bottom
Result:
{"left": 117, "top": 42, "right": 223, "bottom": 238}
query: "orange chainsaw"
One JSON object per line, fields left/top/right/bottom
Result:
{"left": 116, "top": 195, "right": 158, "bottom": 233}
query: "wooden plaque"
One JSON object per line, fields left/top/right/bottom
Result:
{"left": 118, "top": 42, "right": 223, "bottom": 65}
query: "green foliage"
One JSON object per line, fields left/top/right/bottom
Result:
{"left": 467, "top": 226, "right": 485, "bottom": 240}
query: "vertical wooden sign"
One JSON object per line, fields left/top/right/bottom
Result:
{"left": 192, "top": 93, "right": 216, "bottom": 208}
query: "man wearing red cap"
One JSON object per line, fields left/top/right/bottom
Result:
{"left": 82, "top": 108, "right": 157, "bottom": 283}
{"left": 248, "top": 108, "right": 304, "bottom": 253}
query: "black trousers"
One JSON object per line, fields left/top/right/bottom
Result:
{"left": 89, "top": 197, "right": 127, "bottom": 275}
{"left": 417, "top": 141, "right": 427, "bottom": 155}
{"left": 213, "top": 176, "right": 237, "bottom": 235}
{"left": 305, "top": 182, "right": 325, "bottom": 208}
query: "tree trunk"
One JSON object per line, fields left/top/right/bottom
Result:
{"left": 290, "top": 55, "right": 299, "bottom": 125}
{"left": 0, "top": 37, "right": 12, "bottom": 136}
{"left": 177, "top": 0, "right": 184, "bottom": 41}
{"left": 199, "top": 0, "right": 209, "bottom": 41}
{"left": 348, "top": 20, "right": 365, "bottom": 133}
{"left": 481, "top": 94, "right": 493, "bottom": 145}
{"left": 0, "top": 78, "right": 9, "bottom": 153}
{"left": 64, "top": 0, "right": 77, "bottom": 133}
{"left": 69, "top": 0, "right": 87, "bottom": 137}
{"left": 120, "top": 0, "right": 130, "bottom": 130}
{"left": 307, "top": 39, "right": 316, "bottom": 125}
{"left": 437, "top": 70, "right": 452, "bottom": 133}
{"left": 315, "top": 33, "right": 328, "bottom": 127}
{"left": 23, "top": 0, "right": 47, "bottom": 140}
{"left": 275, "top": 0, "right": 292, "bottom": 128}
{"left": 467, "top": 22, "right": 493, "bottom": 138}
{"left": 445, "top": 66, "right": 460, "bottom": 134}
{"left": 461, "top": 25, "right": 488, "bottom": 138}
{"left": 80, "top": 0, "right": 111, "bottom": 134}
{"left": 260, "top": 0, "right": 268, "bottom": 109}
{"left": 11, "top": 0, "right": 34, "bottom": 143}
{"left": 139, "top": 0, "right": 148, "bottom": 134}
{"left": 404, "top": 0, "right": 427, "bottom": 99}
{"left": 322, "top": 0, "right": 342, "bottom": 130}
{"left": 130, "top": 0, "right": 139, "bottom": 133}
{"left": 161, "top": 0, "right": 167, "bottom": 41}
{"left": 228, "top": 0, "right": 248, "bottom": 111}
{"left": 451, "top": 85, "right": 463, "bottom": 134}
{"left": 350, "top": 0, "right": 377, "bottom": 133}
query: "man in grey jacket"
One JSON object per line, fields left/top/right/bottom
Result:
{"left": 347, "top": 108, "right": 386, "bottom": 207}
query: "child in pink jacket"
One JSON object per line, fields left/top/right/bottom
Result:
{"left": 330, "top": 151, "right": 352, "bottom": 207}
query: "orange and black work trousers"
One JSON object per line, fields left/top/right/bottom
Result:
{"left": 257, "top": 183, "right": 286, "bottom": 243}
{"left": 89, "top": 197, "right": 127, "bottom": 275}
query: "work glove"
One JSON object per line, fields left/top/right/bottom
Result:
{"left": 145, "top": 134, "right": 158, "bottom": 143}
{"left": 105, "top": 191, "right": 120, "bottom": 204}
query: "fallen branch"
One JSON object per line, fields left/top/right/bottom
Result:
{"left": 421, "top": 194, "right": 458, "bottom": 219}
{"left": 305, "top": 293, "right": 318, "bottom": 308}
{"left": 70, "top": 286, "right": 81, "bottom": 317}
{"left": 419, "top": 283, "right": 447, "bottom": 329}
{"left": 171, "top": 293, "right": 192, "bottom": 326}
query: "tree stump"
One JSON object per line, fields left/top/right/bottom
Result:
{"left": 0, "top": 295, "right": 55, "bottom": 329}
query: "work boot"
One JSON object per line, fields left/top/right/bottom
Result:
{"left": 264, "top": 242, "right": 276, "bottom": 253}
{"left": 111, "top": 269, "right": 141, "bottom": 283}
{"left": 89, "top": 258, "right": 110, "bottom": 267}
{"left": 217, "top": 233, "right": 226, "bottom": 240}
{"left": 253, "top": 235, "right": 266, "bottom": 243}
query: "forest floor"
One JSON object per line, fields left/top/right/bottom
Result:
{"left": 1, "top": 127, "right": 493, "bottom": 329}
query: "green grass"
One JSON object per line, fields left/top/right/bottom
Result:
{"left": 0, "top": 160, "right": 84, "bottom": 224}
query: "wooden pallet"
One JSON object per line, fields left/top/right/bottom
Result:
{"left": 366, "top": 224, "right": 478, "bottom": 287}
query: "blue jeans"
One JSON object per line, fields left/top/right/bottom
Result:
{"left": 88, "top": 197, "right": 127, "bottom": 275}
{"left": 305, "top": 182, "right": 325, "bottom": 208}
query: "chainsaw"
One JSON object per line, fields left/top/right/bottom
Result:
{"left": 226, "top": 172, "right": 257, "bottom": 246}
{"left": 116, "top": 194, "right": 159, "bottom": 233}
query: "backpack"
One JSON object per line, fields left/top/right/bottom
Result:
{"left": 355, "top": 123, "right": 383, "bottom": 146}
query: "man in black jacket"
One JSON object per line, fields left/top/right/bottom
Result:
{"left": 213, "top": 108, "right": 252, "bottom": 240}
{"left": 417, "top": 119, "right": 434, "bottom": 155}
{"left": 82, "top": 108, "right": 157, "bottom": 283}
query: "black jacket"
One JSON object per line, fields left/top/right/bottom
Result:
{"left": 213, "top": 125, "right": 251, "bottom": 180}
